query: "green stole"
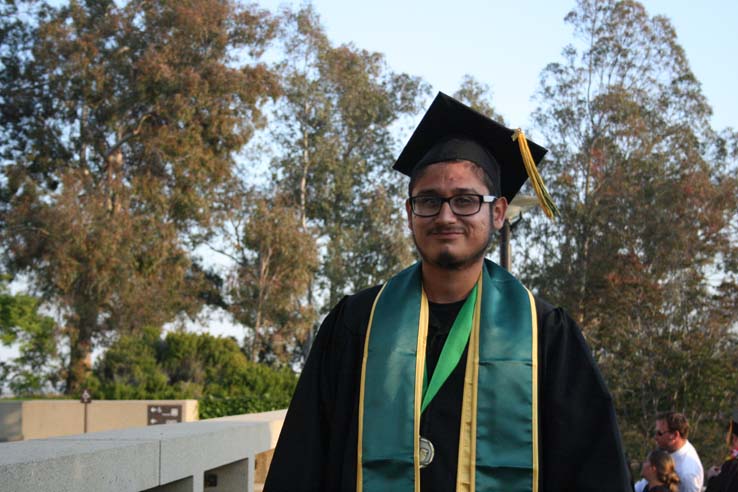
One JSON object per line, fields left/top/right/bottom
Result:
{"left": 357, "top": 259, "right": 539, "bottom": 492}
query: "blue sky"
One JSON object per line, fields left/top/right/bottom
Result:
{"left": 259, "top": 0, "right": 738, "bottom": 132}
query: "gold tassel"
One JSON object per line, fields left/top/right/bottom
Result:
{"left": 512, "top": 129, "right": 559, "bottom": 220}
{"left": 727, "top": 421, "right": 734, "bottom": 449}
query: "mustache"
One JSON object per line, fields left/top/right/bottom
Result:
{"left": 429, "top": 226, "right": 466, "bottom": 234}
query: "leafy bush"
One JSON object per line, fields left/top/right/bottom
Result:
{"left": 88, "top": 328, "right": 298, "bottom": 417}
{"left": 0, "top": 279, "right": 63, "bottom": 396}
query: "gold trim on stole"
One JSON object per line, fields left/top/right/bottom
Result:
{"left": 413, "top": 290, "right": 430, "bottom": 492}
{"left": 527, "top": 288, "right": 539, "bottom": 492}
{"left": 456, "top": 275, "right": 483, "bottom": 492}
{"left": 469, "top": 277, "right": 481, "bottom": 492}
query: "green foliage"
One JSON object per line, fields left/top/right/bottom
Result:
{"left": 0, "top": 0, "right": 279, "bottom": 393}
{"left": 87, "top": 326, "right": 174, "bottom": 399}
{"left": 523, "top": 0, "right": 738, "bottom": 463}
{"left": 270, "top": 5, "right": 427, "bottom": 310}
{"left": 220, "top": 189, "right": 318, "bottom": 365}
{"left": 0, "top": 279, "right": 62, "bottom": 396}
{"left": 198, "top": 362, "right": 297, "bottom": 418}
{"left": 208, "top": 5, "right": 430, "bottom": 366}
{"left": 89, "top": 329, "right": 297, "bottom": 418}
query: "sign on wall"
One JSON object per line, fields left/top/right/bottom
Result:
{"left": 147, "top": 404, "right": 183, "bottom": 425}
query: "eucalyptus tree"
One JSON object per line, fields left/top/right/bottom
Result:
{"left": 452, "top": 74, "right": 506, "bottom": 124}
{"left": 0, "top": 0, "right": 279, "bottom": 392}
{"left": 213, "top": 185, "right": 319, "bottom": 365}
{"left": 521, "top": 0, "right": 738, "bottom": 461}
{"left": 270, "top": 5, "right": 428, "bottom": 313}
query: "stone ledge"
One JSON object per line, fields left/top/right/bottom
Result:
{"left": 0, "top": 410, "right": 286, "bottom": 492}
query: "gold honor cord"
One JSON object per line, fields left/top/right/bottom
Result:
{"left": 527, "top": 288, "right": 540, "bottom": 492}
{"left": 512, "top": 129, "right": 560, "bottom": 220}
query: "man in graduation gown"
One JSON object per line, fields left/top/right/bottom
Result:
{"left": 264, "top": 92, "right": 631, "bottom": 492}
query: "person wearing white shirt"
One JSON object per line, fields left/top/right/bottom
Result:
{"left": 635, "top": 412, "right": 704, "bottom": 492}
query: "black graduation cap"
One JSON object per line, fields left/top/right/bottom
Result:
{"left": 393, "top": 92, "right": 558, "bottom": 219}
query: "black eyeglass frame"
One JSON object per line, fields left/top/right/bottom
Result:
{"left": 408, "top": 194, "right": 497, "bottom": 217}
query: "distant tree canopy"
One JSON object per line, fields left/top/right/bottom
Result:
{"left": 0, "top": 0, "right": 429, "bottom": 386}
{"left": 216, "top": 187, "right": 319, "bottom": 366}
{"left": 210, "top": 5, "right": 429, "bottom": 366}
{"left": 0, "top": 0, "right": 279, "bottom": 392}
{"left": 452, "top": 75, "right": 505, "bottom": 125}
{"left": 86, "top": 327, "right": 297, "bottom": 417}
{"left": 522, "top": 0, "right": 738, "bottom": 463}
{"left": 269, "top": 5, "right": 428, "bottom": 309}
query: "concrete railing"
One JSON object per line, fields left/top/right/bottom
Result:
{"left": 0, "top": 409, "right": 286, "bottom": 492}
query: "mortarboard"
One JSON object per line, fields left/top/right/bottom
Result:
{"left": 393, "top": 92, "right": 559, "bottom": 219}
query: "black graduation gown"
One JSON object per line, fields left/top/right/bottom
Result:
{"left": 264, "top": 284, "right": 632, "bottom": 492}
{"left": 706, "top": 459, "right": 738, "bottom": 492}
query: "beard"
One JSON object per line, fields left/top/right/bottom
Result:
{"left": 412, "top": 229, "right": 494, "bottom": 271}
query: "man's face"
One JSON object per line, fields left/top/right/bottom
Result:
{"left": 654, "top": 419, "right": 677, "bottom": 452}
{"left": 405, "top": 161, "right": 507, "bottom": 270}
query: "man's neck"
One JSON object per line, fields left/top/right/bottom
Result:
{"left": 421, "top": 259, "right": 484, "bottom": 303}
{"left": 670, "top": 438, "right": 687, "bottom": 453}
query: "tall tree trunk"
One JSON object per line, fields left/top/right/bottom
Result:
{"left": 65, "top": 322, "right": 93, "bottom": 394}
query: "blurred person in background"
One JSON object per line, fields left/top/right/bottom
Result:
{"left": 640, "top": 449, "right": 681, "bottom": 492}
{"left": 635, "top": 412, "right": 703, "bottom": 492}
{"left": 704, "top": 410, "right": 738, "bottom": 492}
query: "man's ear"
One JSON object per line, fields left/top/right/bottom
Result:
{"left": 405, "top": 199, "right": 413, "bottom": 231}
{"left": 492, "top": 197, "right": 508, "bottom": 230}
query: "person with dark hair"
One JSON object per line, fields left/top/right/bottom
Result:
{"left": 641, "top": 449, "right": 681, "bottom": 492}
{"left": 635, "top": 412, "right": 703, "bottom": 492}
{"left": 704, "top": 410, "right": 738, "bottom": 492}
{"left": 263, "top": 92, "right": 631, "bottom": 491}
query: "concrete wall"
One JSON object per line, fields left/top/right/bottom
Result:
{"left": 0, "top": 400, "right": 198, "bottom": 441}
{"left": 0, "top": 409, "right": 286, "bottom": 492}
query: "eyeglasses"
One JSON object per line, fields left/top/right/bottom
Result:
{"left": 654, "top": 430, "right": 673, "bottom": 437}
{"left": 408, "top": 194, "right": 497, "bottom": 217}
